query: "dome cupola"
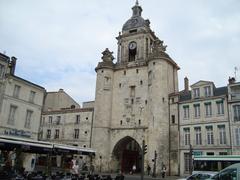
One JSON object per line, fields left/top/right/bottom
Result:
{"left": 122, "top": 0, "right": 150, "bottom": 32}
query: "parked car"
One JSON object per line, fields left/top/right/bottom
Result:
{"left": 207, "top": 163, "right": 240, "bottom": 180}
{"left": 177, "top": 172, "right": 217, "bottom": 180}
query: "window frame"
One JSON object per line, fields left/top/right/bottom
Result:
{"left": 194, "top": 104, "right": 200, "bottom": 118}
{"left": 195, "top": 127, "right": 202, "bottom": 145}
{"left": 206, "top": 126, "right": 214, "bottom": 145}
{"left": 204, "top": 86, "right": 211, "bottom": 97}
{"left": 233, "top": 105, "right": 240, "bottom": 121}
{"left": 218, "top": 125, "right": 227, "bottom": 145}
{"left": 55, "top": 129, "right": 60, "bottom": 139}
{"left": 8, "top": 105, "right": 17, "bottom": 125}
{"left": 184, "top": 128, "right": 190, "bottom": 146}
{"left": 25, "top": 110, "right": 33, "bottom": 129}
{"left": 216, "top": 101, "right": 224, "bottom": 115}
{"left": 47, "top": 129, "right": 51, "bottom": 139}
{"left": 205, "top": 102, "right": 212, "bottom": 117}
{"left": 29, "top": 90, "right": 36, "bottom": 103}
{"left": 13, "top": 85, "right": 21, "bottom": 98}
{"left": 193, "top": 88, "right": 200, "bottom": 98}
{"left": 183, "top": 105, "right": 190, "bottom": 119}
{"left": 235, "top": 128, "right": 240, "bottom": 146}
{"left": 74, "top": 129, "right": 79, "bottom": 139}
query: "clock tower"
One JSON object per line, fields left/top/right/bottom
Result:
{"left": 116, "top": 0, "right": 156, "bottom": 64}
{"left": 92, "top": 1, "right": 180, "bottom": 176}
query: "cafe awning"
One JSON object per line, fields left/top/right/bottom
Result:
{"left": 0, "top": 135, "right": 96, "bottom": 155}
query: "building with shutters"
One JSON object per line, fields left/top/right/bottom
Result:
{"left": 176, "top": 78, "right": 230, "bottom": 176}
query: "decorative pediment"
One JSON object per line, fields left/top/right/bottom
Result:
{"left": 191, "top": 80, "right": 215, "bottom": 88}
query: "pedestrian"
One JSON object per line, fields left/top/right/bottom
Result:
{"left": 161, "top": 164, "right": 166, "bottom": 178}
{"left": 147, "top": 164, "right": 151, "bottom": 176}
{"left": 132, "top": 164, "right": 136, "bottom": 174}
{"left": 90, "top": 164, "right": 95, "bottom": 174}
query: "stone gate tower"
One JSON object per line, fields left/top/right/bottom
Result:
{"left": 92, "top": 1, "right": 179, "bottom": 175}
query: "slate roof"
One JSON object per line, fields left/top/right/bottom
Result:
{"left": 214, "top": 86, "right": 228, "bottom": 96}
{"left": 179, "top": 86, "right": 228, "bottom": 102}
{"left": 179, "top": 91, "right": 191, "bottom": 102}
{"left": 122, "top": 2, "right": 150, "bottom": 31}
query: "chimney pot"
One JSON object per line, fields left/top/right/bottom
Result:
{"left": 184, "top": 77, "right": 189, "bottom": 92}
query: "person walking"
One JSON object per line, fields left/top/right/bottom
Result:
{"left": 147, "top": 164, "right": 151, "bottom": 176}
{"left": 161, "top": 164, "right": 166, "bottom": 178}
{"left": 132, "top": 164, "right": 136, "bottom": 174}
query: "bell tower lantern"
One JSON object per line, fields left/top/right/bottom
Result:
{"left": 116, "top": 1, "right": 157, "bottom": 64}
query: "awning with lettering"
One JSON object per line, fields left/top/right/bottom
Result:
{"left": 0, "top": 135, "right": 96, "bottom": 156}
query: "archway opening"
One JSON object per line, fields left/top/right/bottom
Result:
{"left": 112, "top": 136, "right": 142, "bottom": 173}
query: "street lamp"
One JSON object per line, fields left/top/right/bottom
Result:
{"left": 189, "top": 144, "right": 193, "bottom": 175}
{"left": 99, "top": 155, "right": 102, "bottom": 172}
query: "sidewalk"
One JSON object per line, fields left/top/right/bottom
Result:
{"left": 98, "top": 172, "right": 180, "bottom": 180}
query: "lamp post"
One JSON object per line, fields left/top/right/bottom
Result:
{"left": 189, "top": 144, "right": 193, "bottom": 175}
{"left": 99, "top": 156, "right": 102, "bottom": 173}
{"left": 141, "top": 140, "right": 148, "bottom": 180}
{"left": 152, "top": 150, "right": 157, "bottom": 177}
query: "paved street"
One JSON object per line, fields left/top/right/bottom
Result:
{"left": 104, "top": 174, "right": 180, "bottom": 180}
{"left": 122, "top": 175, "right": 179, "bottom": 180}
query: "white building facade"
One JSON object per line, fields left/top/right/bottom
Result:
{"left": 228, "top": 79, "right": 240, "bottom": 155}
{"left": 40, "top": 107, "right": 93, "bottom": 148}
{"left": 0, "top": 53, "right": 45, "bottom": 140}
{"left": 178, "top": 80, "right": 231, "bottom": 176}
{"left": 0, "top": 52, "right": 45, "bottom": 171}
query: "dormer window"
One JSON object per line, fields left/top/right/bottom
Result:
{"left": 129, "top": 41, "right": 137, "bottom": 62}
{"left": 204, "top": 86, "right": 211, "bottom": 97}
{"left": 193, "top": 88, "right": 200, "bottom": 98}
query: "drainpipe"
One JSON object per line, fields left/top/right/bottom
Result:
{"left": 89, "top": 109, "right": 95, "bottom": 168}
{"left": 89, "top": 109, "right": 94, "bottom": 148}
{"left": 226, "top": 95, "right": 233, "bottom": 154}
{"left": 178, "top": 100, "right": 180, "bottom": 176}
{"left": 168, "top": 97, "right": 171, "bottom": 176}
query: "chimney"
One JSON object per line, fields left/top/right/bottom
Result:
{"left": 228, "top": 77, "right": 236, "bottom": 84}
{"left": 184, "top": 77, "right": 189, "bottom": 92}
{"left": 9, "top": 56, "right": 17, "bottom": 75}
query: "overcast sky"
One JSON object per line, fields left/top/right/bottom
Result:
{"left": 0, "top": 0, "right": 240, "bottom": 104}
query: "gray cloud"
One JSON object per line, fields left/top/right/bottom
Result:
{"left": 0, "top": 0, "right": 240, "bottom": 103}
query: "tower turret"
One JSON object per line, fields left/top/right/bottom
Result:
{"left": 146, "top": 38, "right": 179, "bottom": 174}
{"left": 92, "top": 48, "right": 115, "bottom": 171}
{"left": 92, "top": 1, "right": 180, "bottom": 175}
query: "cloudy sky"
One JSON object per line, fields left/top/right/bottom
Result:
{"left": 0, "top": 0, "right": 240, "bottom": 104}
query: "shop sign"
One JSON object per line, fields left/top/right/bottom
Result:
{"left": 4, "top": 129, "right": 31, "bottom": 138}
{"left": 193, "top": 151, "right": 203, "bottom": 157}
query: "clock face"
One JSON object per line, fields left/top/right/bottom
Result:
{"left": 129, "top": 42, "right": 137, "bottom": 50}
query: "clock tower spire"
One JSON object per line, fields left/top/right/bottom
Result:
{"left": 132, "top": 0, "right": 142, "bottom": 17}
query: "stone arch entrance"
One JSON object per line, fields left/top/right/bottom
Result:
{"left": 112, "top": 136, "right": 142, "bottom": 173}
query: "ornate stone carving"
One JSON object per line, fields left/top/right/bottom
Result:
{"left": 152, "top": 38, "right": 167, "bottom": 54}
{"left": 147, "top": 38, "right": 171, "bottom": 60}
{"left": 102, "top": 48, "right": 114, "bottom": 62}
